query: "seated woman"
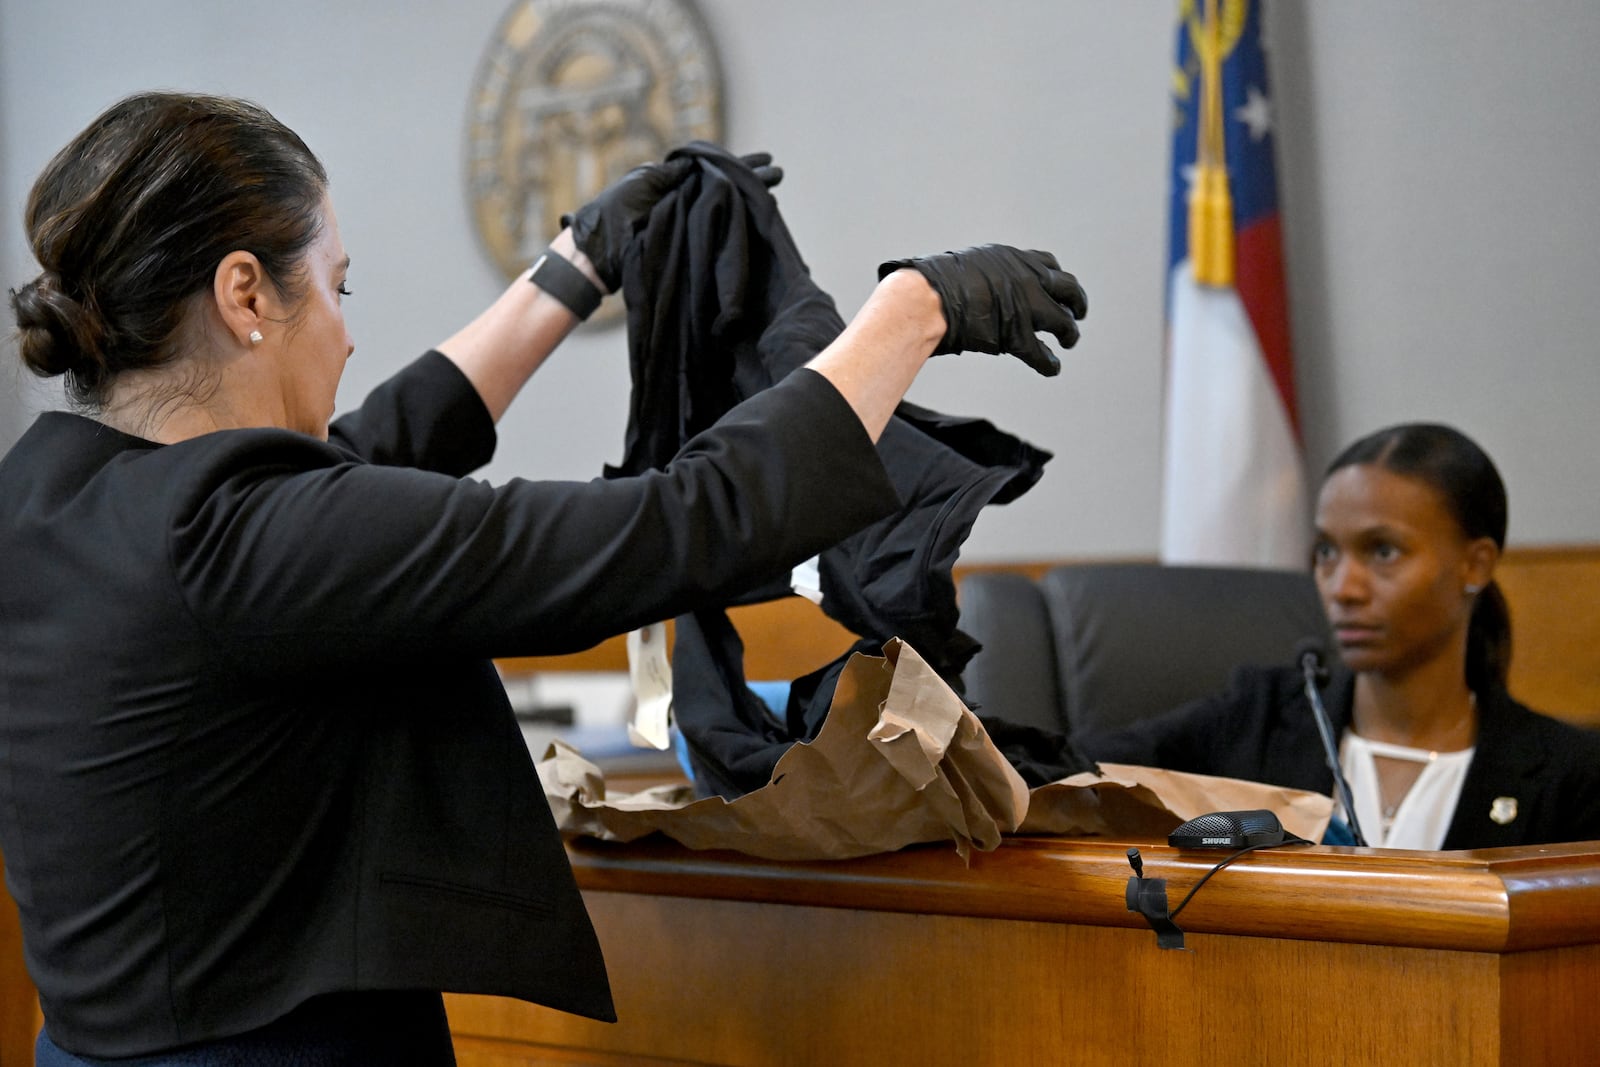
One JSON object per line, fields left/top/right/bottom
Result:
{"left": 1078, "top": 423, "right": 1600, "bottom": 849}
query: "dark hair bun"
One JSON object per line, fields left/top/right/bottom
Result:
{"left": 10, "top": 271, "right": 109, "bottom": 381}
{"left": 14, "top": 91, "right": 327, "bottom": 407}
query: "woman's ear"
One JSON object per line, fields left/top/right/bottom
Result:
{"left": 212, "top": 251, "right": 270, "bottom": 347}
{"left": 1463, "top": 536, "right": 1499, "bottom": 593}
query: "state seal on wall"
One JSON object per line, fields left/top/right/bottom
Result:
{"left": 465, "top": 0, "right": 724, "bottom": 320}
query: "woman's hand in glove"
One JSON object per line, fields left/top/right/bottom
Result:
{"left": 563, "top": 151, "right": 782, "bottom": 292}
{"left": 876, "top": 245, "right": 1087, "bottom": 376}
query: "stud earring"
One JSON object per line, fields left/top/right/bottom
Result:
{"left": 1464, "top": 583, "right": 1482, "bottom": 595}
{"left": 249, "top": 330, "right": 264, "bottom": 344}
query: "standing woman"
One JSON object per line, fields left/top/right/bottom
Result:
{"left": 0, "top": 91, "right": 1086, "bottom": 1062}
{"left": 1079, "top": 423, "right": 1600, "bottom": 849}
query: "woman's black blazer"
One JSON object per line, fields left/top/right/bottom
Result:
{"left": 0, "top": 352, "right": 898, "bottom": 1056}
{"left": 1079, "top": 664, "right": 1600, "bottom": 849}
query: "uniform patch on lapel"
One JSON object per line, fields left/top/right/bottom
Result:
{"left": 1489, "top": 796, "right": 1518, "bottom": 825}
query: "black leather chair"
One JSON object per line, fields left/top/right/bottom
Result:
{"left": 956, "top": 563, "right": 1331, "bottom": 737}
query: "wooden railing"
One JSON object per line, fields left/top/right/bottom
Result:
{"left": 445, "top": 836, "right": 1600, "bottom": 1065}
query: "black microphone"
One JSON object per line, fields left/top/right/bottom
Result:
{"left": 1294, "top": 636, "right": 1330, "bottom": 686}
{"left": 1294, "top": 638, "right": 1367, "bottom": 847}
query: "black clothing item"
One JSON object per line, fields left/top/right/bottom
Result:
{"left": 613, "top": 142, "right": 1092, "bottom": 797}
{"left": 667, "top": 611, "right": 1094, "bottom": 799}
{"left": 0, "top": 350, "right": 899, "bottom": 1055}
{"left": 1078, "top": 664, "right": 1600, "bottom": 849}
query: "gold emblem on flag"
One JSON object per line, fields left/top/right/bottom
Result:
{"left": 1181, "top": 0, "right": 1248, "bottom": 288}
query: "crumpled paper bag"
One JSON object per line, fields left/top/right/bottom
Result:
{"left": 1019, "top": 763, "right": 1332, "bottom": 843}
{"left": 539, "top": 638, "right": 1333, "bottom": 861}
{"left": 541, "top": 638, "right": 1028, "bottom": 860}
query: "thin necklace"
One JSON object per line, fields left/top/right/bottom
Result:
{"left": 1377, "top": 692, "right": 1477, "bottom": 828}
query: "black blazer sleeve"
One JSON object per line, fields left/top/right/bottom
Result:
{"left": 1074, "top": 664, "right": 1342, "bottom": 793}
{"left": 325, "top": 350, "right": 498, "bottom": 474}
{"left": 161, "top": 364, "right": 899, "bottom": 675}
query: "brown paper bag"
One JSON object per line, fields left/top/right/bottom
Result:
{"left": 540, "top": 639, "right": 1028, "bottom": 860}
{"left": 1020, "top": 763, "right": 1332, "bottom": 843}
{"left": 539, "top": 639, "right": 1333, "bottom": 860}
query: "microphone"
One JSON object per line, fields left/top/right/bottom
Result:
{"left": 1295, "top": 639, "right": 1367, "bottom": 847}
{"left": 1294, "top": 636, "right": 1330, "bottom": 686}
{"left": 1167, "top": 809, "right": 1288, "bottom": 849}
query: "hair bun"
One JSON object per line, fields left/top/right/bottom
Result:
{"left": 10, "top": 271, "right": 110, "bottom": 381}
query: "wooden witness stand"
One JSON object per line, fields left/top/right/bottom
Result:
{"left": 0, "top": 548, "right": 1596, "bottom": 1063}
{"left": 455, "top": 546, "right": 1600, "bottom": 1066}
{"left": 443, "top": 836, "right": 1600, "bottom": 1067}
{"left": 3, "top": 839, "right": 1597, "bottom": 1066}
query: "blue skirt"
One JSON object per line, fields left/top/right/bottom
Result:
{"left": 36, "top": 990, "right": 456, "bottom": 1066}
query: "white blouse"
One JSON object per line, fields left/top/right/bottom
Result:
{"left": 1339, "top": 732, "right": 1474, "bottom": 850}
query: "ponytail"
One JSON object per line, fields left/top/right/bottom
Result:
{"left": 1466, "top": 580, "right": 1512, "bottom": 694}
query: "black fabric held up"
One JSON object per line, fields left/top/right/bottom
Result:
{"left": 614, "top": 142, "right": 1092, "bottom": 797}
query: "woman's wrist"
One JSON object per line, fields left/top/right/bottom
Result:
{"left": 549, "top": 228, "right": 606, "bottom": 293}
{"left": 526, "top": 228, "right": 607, "bottom": 321}
{"left": 875, "top": 267, "right": 948, "bottom": 354}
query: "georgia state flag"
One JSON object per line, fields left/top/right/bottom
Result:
{"left": 1160, "top": 0, "right": 1308, "bottom": 568}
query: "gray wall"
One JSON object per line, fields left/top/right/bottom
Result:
{"left": 3, "top": 1, "right": 1596, "bottom": 561}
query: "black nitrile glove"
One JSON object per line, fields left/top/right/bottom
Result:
{"left": 727, "top": 150, "right": 783, "bottom": 189}
{"left": 877, "top": 245, "right": 1087, "bottom": 376}
{"left": 564, "top": 150, "right": 783, "bottom": 291}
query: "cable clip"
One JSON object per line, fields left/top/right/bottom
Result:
{"left": 1124, "top": 847, "right": 1186, "bottom": 950}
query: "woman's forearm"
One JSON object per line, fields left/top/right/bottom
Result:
{"left": 805, "top": 269, "right": 946, "bottom": 443}
{"left": 434, "top": 230, "right": 602, "bottom": 423}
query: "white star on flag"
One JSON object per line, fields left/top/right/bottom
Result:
{"left": 1235, "top": 85, "right": 1272, "bottom": 141}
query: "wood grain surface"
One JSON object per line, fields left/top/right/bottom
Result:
{"left": 445, "top": 835, "right": 1600, "bottom": 1067}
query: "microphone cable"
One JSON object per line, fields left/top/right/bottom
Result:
{"left": 1126, "top": 834, "right": 1312, "bottom": 950}
{"left": 1167, "top": 835, "right": 1312, "bottom": 920}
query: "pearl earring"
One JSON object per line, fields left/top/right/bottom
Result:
{"left": 1464, "top": 583, "right": 1482, "bottom": 595}
{"left": 249, "top": 330, "right": 264, "bottom": 344}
